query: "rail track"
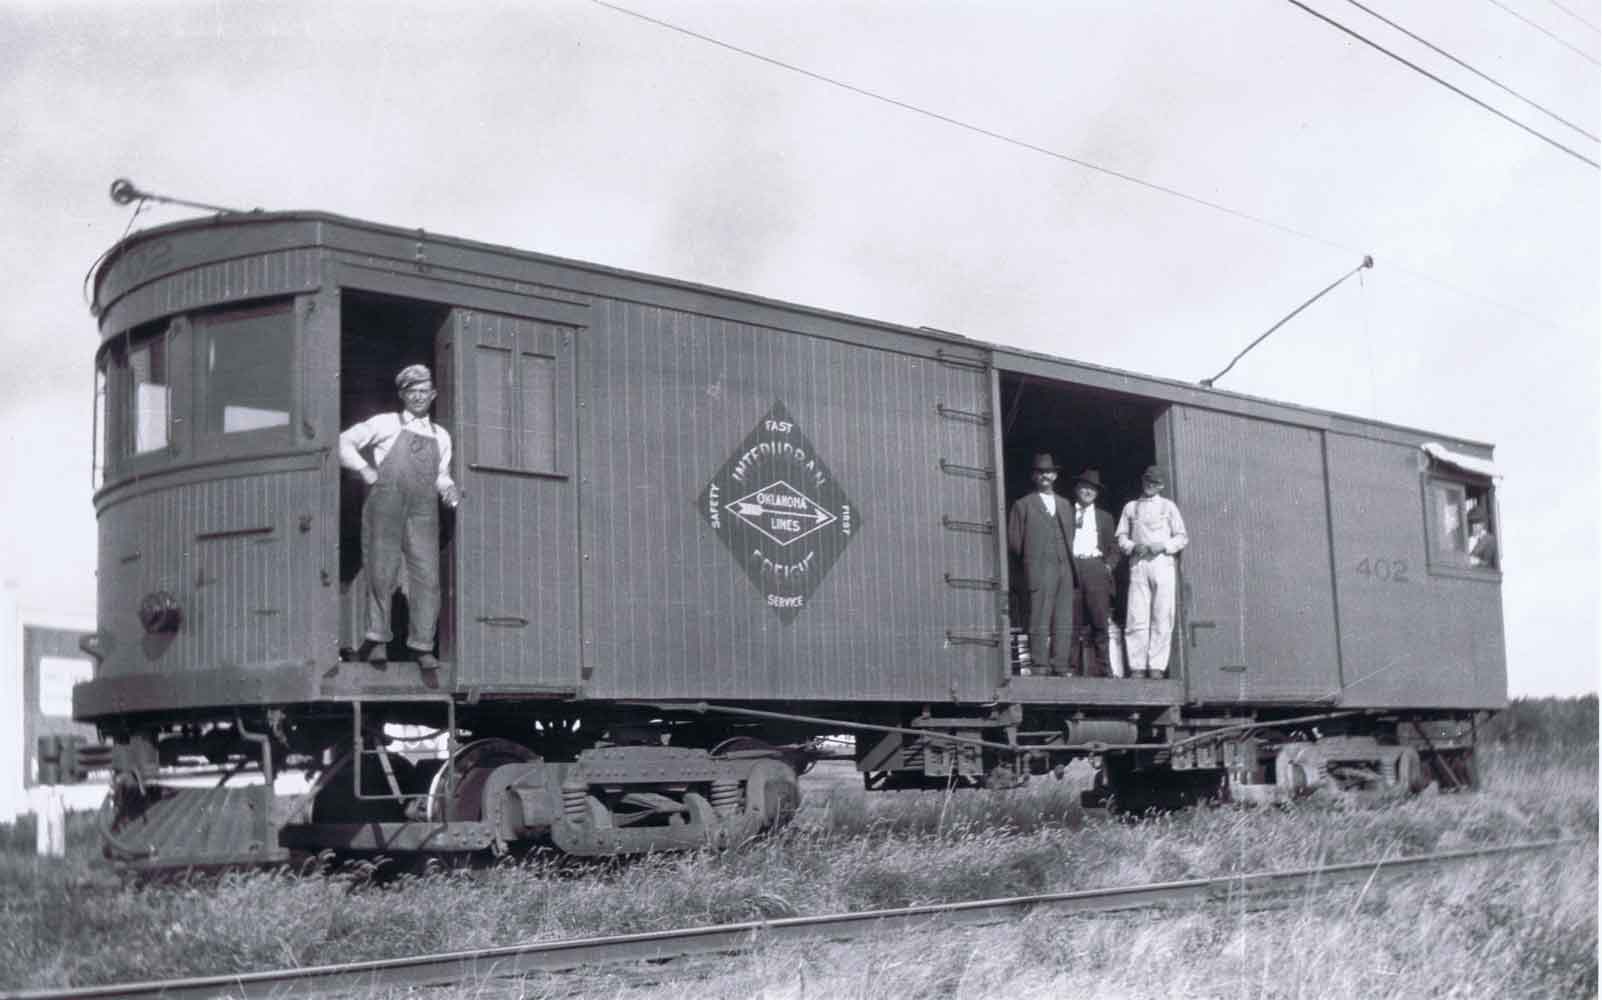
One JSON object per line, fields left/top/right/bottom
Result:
{"left": 9, "top": 839, "right": 1579, "bottom": 1000}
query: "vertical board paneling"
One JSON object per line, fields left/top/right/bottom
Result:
{"left": 453, "top": 311, "right": 581, "bottom": 689}
{"left": 1172, "top": 407, "right": 1341, "bottom": 702}
{"left": 1325, "top": 435, "right": 1505, "bottom": 708}
{"left": 104, "top": 249, "right": 321, "bottom": 339}
{"left": 579, "top": 303, "right": 996, "bottom": 702}
{"left": 97, "top": 469, "right": 321, "bottom": 679}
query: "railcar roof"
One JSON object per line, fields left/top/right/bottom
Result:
{"left": 93, "top": 210, "right": 1493, "bottom": 453}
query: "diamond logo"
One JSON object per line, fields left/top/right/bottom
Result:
{"left": 696, "top": 401, "right": 860, "bottom": 623}
{"left": 725, "top": 480, "right": 838, "bottom": 547}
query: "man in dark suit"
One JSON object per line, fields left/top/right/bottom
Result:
{"left": 1007, "top": 453, "right": 1074, "bottom": 675}
{"left": 1067, "top": 468, "right": 1120, "bottom": 678}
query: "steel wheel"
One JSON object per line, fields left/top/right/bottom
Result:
{"left": 424, "top": 738, "right": 540, "bottom": 822}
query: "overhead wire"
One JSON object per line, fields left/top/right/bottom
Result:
{"left": 1341, "top": 0, "right": 1598, "bottom": 142}
{"left": 586, "top": 0, "right": 1588, "bottom": 331}
{"left": 1478, "top": 0, "right": 1601, "bottom": 63}
{"left": 587, "top": 0, "right": 1350, "bottom": 254}
{"left": 1539, "top": 0, "right": 1601, "bottom": 34}
{"left": 1283, "top": 0, "right": 1598, "bottom": 167}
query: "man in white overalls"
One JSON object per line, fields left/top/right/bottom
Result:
{"left": 1116, "top": 465, "right": 1188, "bottom": 679}
{"left": 339, "top": 364, "right": 462, "bottom": 673}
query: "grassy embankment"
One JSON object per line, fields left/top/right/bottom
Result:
{"left": 1, "top": 696, "right": 1594, "bottom": 998}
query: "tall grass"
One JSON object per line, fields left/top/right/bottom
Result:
{"left": 1483, "top": 694, "right": 1599, "bottom": 756}
{"left": 0, "top": 747, "right": 1592, "bottom": 995}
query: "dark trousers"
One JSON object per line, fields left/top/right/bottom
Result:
{"left": 1072, "top": 557, "right": 1114, "bottom": 677}
{"left": 1025, "top": 559, "right": 1074, "bottom": 672}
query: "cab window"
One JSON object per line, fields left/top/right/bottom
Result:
{"left": 1426, "top": 473, "right": 1498, "bottom": 574}
{"left": 102, "top": 317, "right": 175, "bottom": 472}
{"left": 128, "top": 335, "right": 171, "bottom": 454}
{"left": 196, "top": 302, "right": 293, "bottom": 448}
{"left": 92, "top": 359, "right": 108, "bottom": 490}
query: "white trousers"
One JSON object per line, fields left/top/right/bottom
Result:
{"left": 1125, "top": 554, "right": 1177, "bottom": 675}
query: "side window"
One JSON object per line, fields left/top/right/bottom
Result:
{"left": 99, "top": 316, "right": 177, "bottom": 475}
{"left": 196, "top": 301, "right": 293, "bottom": 448}
{"left": 1426, "top": 474, "right": 1498, "bottom": 574}
{"left": 98, "top": 299, "right": 305, "bottom": 483}
{"left": 1427, "top": 479, "right": 1467, "bottom": 560}
{"left": 473, "top": 345, "right": 515, "bottom": 468}
{"left": 469, "top": 320, "right": 566, "bottom": 475}
{"left": 518, "top": 352, "right": 557, "bottom": 470}
{"left": 128, "top": 334, "right": 171, "bottom": 454}
{"left": 92, "top": 358, "right": 108, "bottom": 490}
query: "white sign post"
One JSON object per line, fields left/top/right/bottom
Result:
{"left": 33, "top": 786, "right": 65, "bottom": 858}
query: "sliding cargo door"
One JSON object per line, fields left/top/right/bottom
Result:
{"left": 1170, "top": 406, "right": 1340, "bottom": 703}
{"left": 445, "top": 308, "right": 581, "bottom": 691}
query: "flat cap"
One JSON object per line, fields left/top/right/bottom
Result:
{"left": 395, "top": 364, "right": 433, "bottom": 390}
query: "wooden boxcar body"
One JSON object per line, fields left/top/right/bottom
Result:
{"left": 75, "top": 213, "right": 1505, "bottom": 866}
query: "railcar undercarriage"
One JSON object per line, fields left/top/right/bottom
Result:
{"left": 55, "top": 700, "right": 1483, "bottom": 871}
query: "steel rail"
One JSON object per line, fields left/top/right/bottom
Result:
{"left": 9, "top": 838, "right": 1580, "bottom": 1000}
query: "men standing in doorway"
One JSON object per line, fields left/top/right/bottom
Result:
{"left": 1116, "top": 465, "right": 1188, "bottom": 679}
{"left": 1007, "top": 453, "right": 1074, "bottom": 675}
{"left": 1067, "top": 469, "right": 1119, "bottom": 678}
{"left": 339, "top": 364, "right": 462, "bottom": 674}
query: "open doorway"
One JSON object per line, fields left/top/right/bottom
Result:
{"left": 997, "top": 373, "right": 1168, "bottom": 675}
{"left": 339, "top": 291, "right": 454, "bottom": 661}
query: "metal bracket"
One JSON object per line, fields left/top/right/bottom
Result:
{"left": 935, "top": 402, "right": 991, "bottom": 425}
{"left": 943, "top": 573, "right": 1000, "bottom": 590}
{"left": 938, "top": 459, "right": 995, "bottom": 480}
{"left": 941, "top": 515, "right": 995, "bottom": 534}
{"left": 946, "top": 629, "right": 1002, "bottom": 647}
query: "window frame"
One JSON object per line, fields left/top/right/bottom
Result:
{"left": 191, "top": 300, "right": 298, "bottom": 461}
{"left": 91, "top": 357, "right": 108, "bottom": 492}
{"left": 1422, "top": 469, "right": 1500, "bottom": 581}
{"left": 96, "top": 296, "right": 310, "bottom": 490}
{"left": 103, "top": 317, "right": 185, "bottom": 480}
{"left": 463, "top": 318, "right": 572, "bottom": 480}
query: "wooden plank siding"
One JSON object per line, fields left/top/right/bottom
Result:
{"left": 1324, "top": 434, "right": 1506, "bottom": 709}
{"left": 96, "top": 468, "right": 323, "bottom": 679}
{"left": 1170, "top": 406, "right": 1343, "bottom": 704}
{"left": 82, "top": 212, "right": 1505, "bottom": 717}
{"left": 576, "top": 300, "right": 999, "bottom": 702}
{"left": 450, "top": 310, "right": 582, "bottom": 691}
{"left": 99, "top": 247, "right": 321, "bottom": 341}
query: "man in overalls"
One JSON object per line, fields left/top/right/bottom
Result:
{"left": 1115, "top": 465, "right": 1188, "bottom": 679}
{"left": 339, "top": 364, "right": 462, "bottom": 673}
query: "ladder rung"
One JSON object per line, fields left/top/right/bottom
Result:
{"left": 941, "top": 515, "right": 995, "bottom": 534}
{"left": 938, "top": 459, "right": 994, "bottom": 480}
{"left": 935, "top": 402, "right": 992, "bottom": 425}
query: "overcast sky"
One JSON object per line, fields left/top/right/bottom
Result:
{"left": 2, "top": 0, "right": 1596, "bottom": 696}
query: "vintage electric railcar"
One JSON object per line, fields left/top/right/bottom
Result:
{"left": 70, "top": 209, "right": 1505, "bottom": 867}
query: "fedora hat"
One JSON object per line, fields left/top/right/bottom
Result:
{"left": 1031, "top": 453, "right": 1059, "bottom": 473}
{"left": 1073, "top": 468, "right": 1104, "bottom": 491}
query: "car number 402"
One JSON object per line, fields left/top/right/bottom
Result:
{"left": 1355, "top": 557, "right": 1409, "bottom": 583}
